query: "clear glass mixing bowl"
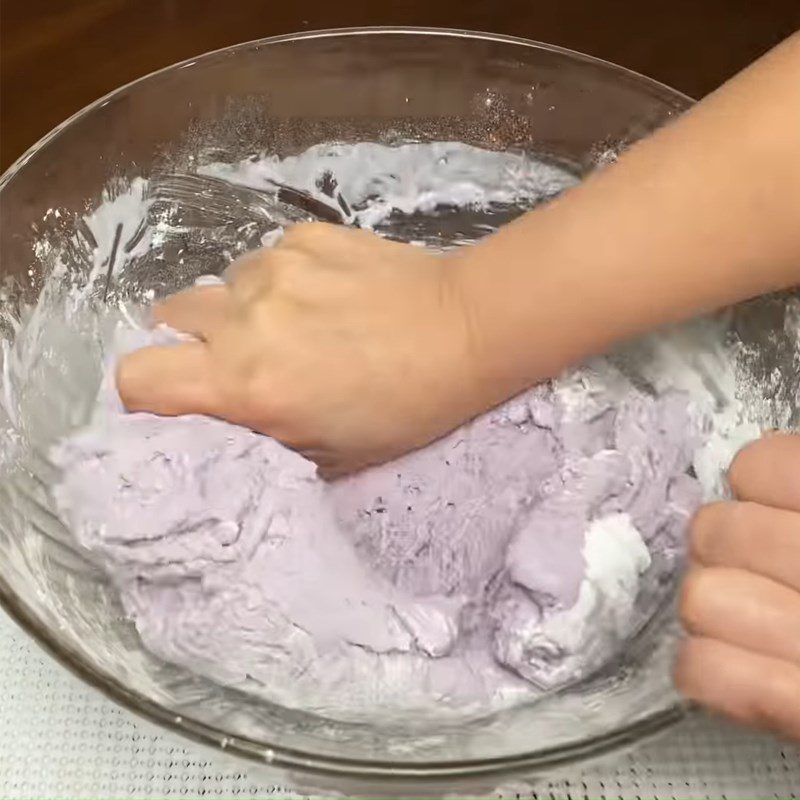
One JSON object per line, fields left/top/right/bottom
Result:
{"left": 1, "top": 27, "right": 783, "bottom": 797}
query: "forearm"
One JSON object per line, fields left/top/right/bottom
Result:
{"left": 457, "top": 32, "right": 800, "bottom": 402}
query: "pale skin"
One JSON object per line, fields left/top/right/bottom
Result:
{"left": 118, "top": 33, "right": 800, "bottom": 738}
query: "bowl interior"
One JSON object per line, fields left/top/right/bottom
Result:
{"left": 0, "top": 27, "right": 744, "bottom": 789}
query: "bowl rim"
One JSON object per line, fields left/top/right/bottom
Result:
{"left": 0, "top": 25, "right": 694, "bottom": 190}
{"left": 0, "top": 25, "right": 691, "bottom": 784}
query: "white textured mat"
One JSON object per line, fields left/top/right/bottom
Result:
{"left": 0, "top": 608, "right": 797, "bottom": 799}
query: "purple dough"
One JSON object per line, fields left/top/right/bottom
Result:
{"left": 51, "top": 326, "right": 701, "bottom": 716}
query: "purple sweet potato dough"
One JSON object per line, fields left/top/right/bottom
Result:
{"left": 51, "top": 327, "right": 701, "bottom": 716}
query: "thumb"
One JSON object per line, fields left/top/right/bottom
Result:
{"left": 728, "top": 433, "right": 800, "bottom": 511}
{"left": 116, "top": 341, "right": 224, "bottom": 419}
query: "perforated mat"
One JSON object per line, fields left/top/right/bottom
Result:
{"left": 0, "top": 609, "right": 797, "bottom": 799}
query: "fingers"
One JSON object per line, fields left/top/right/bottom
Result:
{"left": 153, "top": 286, "right": 235, "bottom": 340}
{"left": 692, "top": 501, "right": 800, "bottom": 591}
{"left": 676, "top": 637, "right": 800, "bottom": 739}
{"left": 729, "top": 434, "right": 800, "bottom": 510}
{"left": 222, "top": 226, "right": 374, "bottom": 310}
{"left": 685, "top": 435, "right": 800, "bottom": 741}
{"left": 280, "top": 221, "right": 384, "bottom": 262}
{"left": 280, "top": 222, "right": 343, "bottom": 253}
{"left": 680, "top": 566, "right": 800, "bottom": 665}
{"left": 225, "top": 250, "right": 276, "bottom": 304}
{"left": 116, "top": 342, "right": 224, "bottom": 419}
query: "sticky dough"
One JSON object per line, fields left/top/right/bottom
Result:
{"left": 52, "top": 326, "right": 700, "bottom": 717}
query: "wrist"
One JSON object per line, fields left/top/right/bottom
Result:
{"left": 440, "top": 236, "right": 569, "bottom": 410}
{"left": 449, "top": 221, "right": 591, "bottom": 393}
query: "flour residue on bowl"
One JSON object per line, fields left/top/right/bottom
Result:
{"left": 0, "top": 141, "right": 776, "bottom": 721}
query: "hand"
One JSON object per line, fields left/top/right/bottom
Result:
{"left": 677, "top": 433, "right": 800, "bottom": 740}
{"left": 117, "top": 223, "right": 484, "bottom": 476}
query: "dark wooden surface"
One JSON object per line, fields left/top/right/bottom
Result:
{"left": 1, "top": 1, "right": 798, "bottom": 170}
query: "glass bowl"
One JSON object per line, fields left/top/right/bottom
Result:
{"left": 0, "top": 26, "right": 740, "bottom": 797}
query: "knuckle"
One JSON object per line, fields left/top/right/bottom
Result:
{"left": 691, "top": 501, "right": 754, "bottom": 564}
{"left": 689, "top": 503, "right": 723, "bottom": 561}
{"left": 115, "top": 352, "right": 145, "bottom": 408}
{"left": 228, "top": 255, "right": 272, "bottom": 301}
{"left": 228, "top": 248, "right": 268, "bottom": 279}
{"left": 282, "top": 221, "right": 331, "bottom": 248}
{"left": 151, "top": 298, "right": 176, "bottom": 326}
{"left": 271, "top": 249, "right": 303, "bottom": 277}
{"left": 268, "top": 258, "right": 292, "bottom": 291}
{"left": 234, "top": 369, "right": 295, "bottom": 433}
{"left": 727, "top": 437, "right": 774, "bottom": 497}
{"left": 269, "top": 262, "right": 318, "bottom": 305}
{"left": 726, "top": 500, "right": 759, "bottom": 548}
{"left": 727, "top": 441, "right": 755, "bottom": 496}
{"left": 678, "top": 569, "right": 714, "bottom": 630}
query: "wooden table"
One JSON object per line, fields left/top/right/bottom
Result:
{"left": 1, "top": 0, "right": 798, "bottom": 170}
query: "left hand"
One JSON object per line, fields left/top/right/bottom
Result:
{"left": 676, "top": 433, "right": 800, "bottom": 740}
